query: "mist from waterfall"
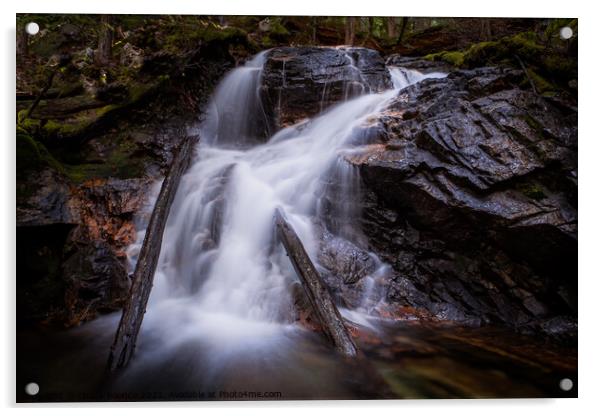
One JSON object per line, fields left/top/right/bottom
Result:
{"left": 123, "top": 53, "right": 447, "bottom": 371}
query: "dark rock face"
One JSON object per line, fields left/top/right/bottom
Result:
{"left": 353, "top": 66, "right": 577, "bottom": 340}
{"left": 262, "top": 47, "right": 391, "bottom": 129}
{"left": 17, "top": 170, "right": 78, "bottom": 227}
{"left": 17, "top": 172, "right": 152, "bottom": 325}
{"left": 317, "top": 228, "right": 379, "bottom": 309}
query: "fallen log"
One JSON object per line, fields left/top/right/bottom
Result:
{"left": 107, "top": 135, "right": 196, "bottom": 371}
{"left": 274, "top": 208, "right": 358, "bottom": 357}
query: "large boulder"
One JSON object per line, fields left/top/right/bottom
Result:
{"left": 261, "top": 47, "right": 392, "bottom": 129}
{"left": 16, "top": 169, "right": 152, "bottom": 325}
{"left": 353, "top": 66, "right": 577, "bottom": 340}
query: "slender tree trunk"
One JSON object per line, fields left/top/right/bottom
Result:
{"left": 396, "top": 17, "right": 409, "bottom": 45}
{"left": 274, "top": 208, "right": 358, "bottom": 357}
{"left": 96, "top": 15, "right": 113, "bottom": 66}
{"left": 17, "top": 22, "right": 28, "bottom": 61}
{"left": 386, "top": 17, "right": 397, "bottom": 39}
{"left": 345, "top": 17, "right": 356, "bottom": 45}
{"left": 107, "top": 136, "right": 196, "bottom": 371}
{"left": 311, "top": 16, "right": 318, "bottom": 44}
{"left": 480, "top": 19, "right": 492, "bottom": 41}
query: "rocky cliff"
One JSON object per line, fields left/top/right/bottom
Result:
{"left": 262, "top": 47, "right": 392, "bottom": 129}
{"left": 355, "top": 66, "right": 577, "bottom": 340}
{"left": 261, "top": 47, "right": 577, "bottom": 341}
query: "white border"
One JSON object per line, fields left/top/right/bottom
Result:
{"left": 3, "top": 1, "right": 600, "bottom": 414}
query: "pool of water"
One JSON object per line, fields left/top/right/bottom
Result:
{"left": 17, "top": 313, "right": 577, "bottom": 402}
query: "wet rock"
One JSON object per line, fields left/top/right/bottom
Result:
{"left": 318, "top": 230, "right": 377, "bottom": 285}
{"left": 62, "top": 238, "right": 130, "bottom": 325}
{"left": 262, "top": 47, "right": 392, "bottom": 129}
{"left": 354, "top": 66, "right": 577, "bottom": 340}
{"left": 17, "top": 171, "right": 152, "bottom": 326}
{"left": 17, "top": 169, "right": 78, "bottom": 227}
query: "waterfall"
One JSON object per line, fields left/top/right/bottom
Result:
{"left": 388, "top": 66, "right": 447, "bottom": 89}
{"left": 202, "top": 51, "right": 271, "bottom": 146}
{"left": 125, "top": 54, "right": 447, "bottom": 359}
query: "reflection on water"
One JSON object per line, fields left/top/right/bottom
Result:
{"left": 17, "top": 314, "right": 577, "bottom": 402}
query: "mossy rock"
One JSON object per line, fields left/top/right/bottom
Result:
{"left": 517, "top": 182, "right": 547, "bottom": 201}
{"left": 424, "top": 26, "right": 576, "bottom": 95}
{"left": 16, "top": 131, "right": 65, "bottom": 176}
{"left": 162, "top": 18, "right": 248, "bottom": 54}
{"left": 18, "top": 78, "right": 164, "bottom": 142}
{"left": 266, "top": 19, "right": 290, "bottom": 42}
{"left": 63, "top": 133, "right": 148, "bottom": 183}
{"left": 524, "top": 68, "right": 556, "bottom": 94}
{"left": 424, "top": 51, "right": 465, "bottom": 67}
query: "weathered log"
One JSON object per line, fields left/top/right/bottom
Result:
{"left": 274, "top": 208, "right": 358, "bottom": 357}
{"left": 107, "top": 136, "right": 196, "bottom": 371}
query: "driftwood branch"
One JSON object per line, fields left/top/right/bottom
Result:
{"left": 274, "top": 208, "right": 358, "bottom": 357}
{"left": 107, "top": 136, "right": 196, "bottom": 371}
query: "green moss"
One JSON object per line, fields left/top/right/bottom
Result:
{"left": 523, "top": 114, "right": 541, "bottom": 131}
{"left": 425, "top": 50, "right": 465, "bottom": 67}
{"left": 423, "top": 29, "right": 574, "bottom": 96}
{"left": 201, "top": 26, "right": 247, "bottom": 43}
{"left": 518, "top": 182, "right": 547, "bottom": 201}
{"left": 504, "top": 32, "right": 544, "bottom": 58}
{"left": 270, "top": 21, "right": 289, "bottom": 36}
{"left": 18, "top": 82, "right": 160, "bottom": 141}
{"left": 525, "top": 68, "right": 555, "bottom": 94}
{"left": 542, "top": 54, "right": 577, "bottom": 83}
{"left": 261, "top": 35, "right": 274, "bottom": 47}
{"left": 162, "top": 19, "right": 248, "bottom": 54}
{"left": 64, "top": 139, "right": 146, "bottom": 183}
{"left": 265, "top": 19, "right": 290, "bottom": 42}
{"left": 41, "top": 116, "right": 97, "bottom": 138}
{"left": 426, "top": 31, "right": 544, "bottom": 69}
{"left": 463, "top": 41, "right": 500, "bottom": 67}
{"left": 16, "top": 131, "right": 65, "bottom": 187}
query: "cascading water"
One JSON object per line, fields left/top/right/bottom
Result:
{"left": 203, "top": 51, "right": 272, "bottom": 146}
{"left": 389, "top": 66, "right": 447, "bottom": 89}
{"left": 120, "top": 54, "right": 447, "bottom": 391}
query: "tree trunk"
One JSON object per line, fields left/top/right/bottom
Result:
{"left": 274, "top": 208, "right": 358, "bottom": 357}
{"left": 107, "top": 136, "right": 196, "bottom": 371}
{"left": 345, "top": 17, "right": 356, "bottom": 45}
{"left": 17, "top": 22, "right": 28, "bottom": 60}
{"left": 396, "top": 17, "right": 409, "bottom": 45}
{"left": 481, "top": 19, "right": 493, "bottom": 41}
{"left": 96, "top": 15, "right": 113, "bottom": 66}
{"left": 386, "top": 17, "right": 397, "bottom": 39}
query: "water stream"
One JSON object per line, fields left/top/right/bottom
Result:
{"left": 125, "top": 51, "right": 443, "bottom": 355}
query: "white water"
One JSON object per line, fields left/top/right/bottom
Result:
{"left": 388, "top": 66, "right": 447, "bottom": 89}
{"left": 125, "top": 53, "right": 446, "bottom": 363}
